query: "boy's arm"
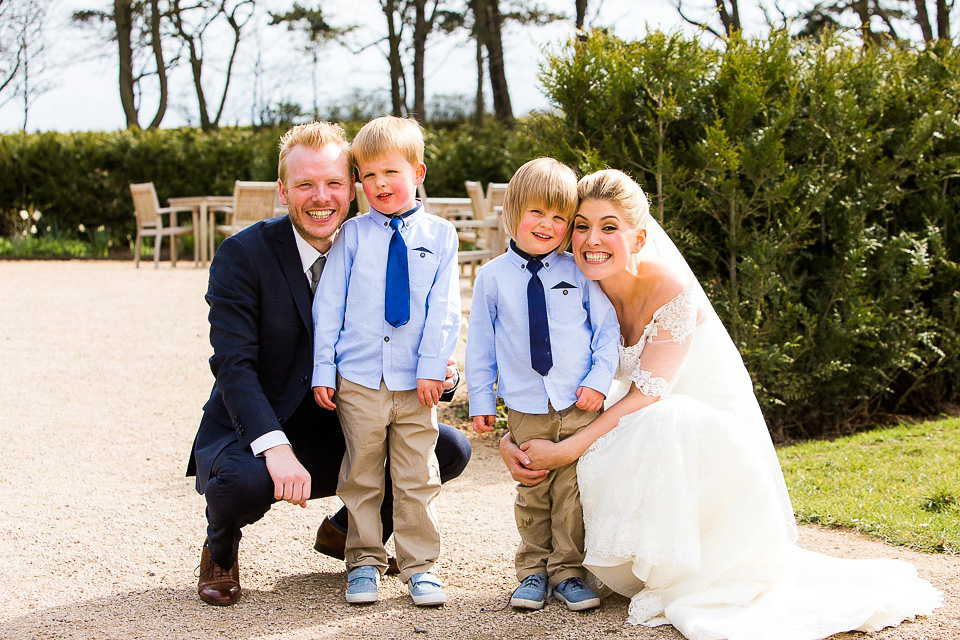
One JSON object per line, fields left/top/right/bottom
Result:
{"left": 578, "top": 277, "right": 621, "bottom": 395}
{"left": 416, "top": 223, "right": 462, "bottom": 381}
{"left": 465, "top": 268, "right": 499, "bottom": 417}
{"left": 311, "top": 221, "right": 356, "bottom": 391}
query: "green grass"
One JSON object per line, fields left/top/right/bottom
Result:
{"left": 779, "top": 416, "right": 960, "bottom": 553}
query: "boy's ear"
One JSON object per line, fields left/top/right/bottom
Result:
{"left": 414, "top": 162, "right": 427, "bottom": 185}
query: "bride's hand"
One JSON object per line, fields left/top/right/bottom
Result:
{"left": 520, "top": 438, "right": 574, "bottom": 470}
{"left": 499, "top": 432, "right": 549, "bottom": 486}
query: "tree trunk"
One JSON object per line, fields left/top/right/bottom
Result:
{"left": 412, "top": 0, "right": 427, "bottom": 121}
{"left": 146, "top": 0, "right": 167, "bottom": 129}
{"left": 935, "top": 0, "right": 950, "bottom": 38}
{"left": 384, "top": 0, "right": 405, "bottom": 116}
{"left": 914, "top": 0, "right": 934, "bottom": 39}
{"left": 482, "top": 0, "right": 512, "bottom": 123}
{"left": 470, "top": 0, "right": 485, "bottom": 125}
{"left": 575, "top": 0, "right": 587, "bottom": 29}
{"left": 115, "top": 0, "right": 139, "bottom": 129}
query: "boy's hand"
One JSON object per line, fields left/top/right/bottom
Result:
{"left": 575, "top": 386, "right": 604, "bottom": 412}
{"left": 473, "top": 415, "right": 496, "bottom": 433}
{"left": 417, "top": 378, "right": 443, "bottom": 407}
{"left": 313, "top": 386, "right": 336, "bottom": 410}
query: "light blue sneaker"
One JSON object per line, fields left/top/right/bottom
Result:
{"left": 407, "top": 571, "right": 447, "bottom": 606}
{"left": 553, "top": 577, "right": 601, "bottom": 611}
{"left": 345, "top": 565, "right": 380, "bottom": 604}
{"left": 510, "top": 573, "right": 550, "bottom": 610}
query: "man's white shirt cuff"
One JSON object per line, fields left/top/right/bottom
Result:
{"left": 251, "top": 430, "right": 291, "bottom": 457}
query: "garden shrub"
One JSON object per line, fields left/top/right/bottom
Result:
{"left": 534, "top": 30, "right": 960, "bottom": 439}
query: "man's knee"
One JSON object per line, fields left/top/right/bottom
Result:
{"left": 436, "top": 423, "right": 472, "bottom": 483}
{"left": 205, "top": 446, "right": 275, "bottom": 516}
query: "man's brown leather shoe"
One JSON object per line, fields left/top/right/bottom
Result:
{"left": 198, "top": 546, "right": 241, "bottom": 605}
{"left": 315, "top": 516, "right": 400, "bottom": 575}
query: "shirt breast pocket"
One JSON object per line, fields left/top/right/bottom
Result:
{"left": 408, "top": 248, "right": 439, "bottom": 288}
{"left": 547, "top": 286, "right": 585, "bottom": 324}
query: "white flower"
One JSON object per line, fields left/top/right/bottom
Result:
{"left": 78, "top": 224, "right": 86, "bottom": 233}
{"left": 97, "top": 225, "right": 105, "bottom": 232}
{"left": 21, "top": 230, "right": 27, "bottom": 236}
{"left": 45, "top": 226, "right": 51, "bottom": 232}
{"left": 32, "top": 210, "right": 41, "bottom": 221}
{"left": 30, "top": 224, "right": 37, "bottom": 234}
{"left": 19, "top": 210, "right": 28, "bottom": 220}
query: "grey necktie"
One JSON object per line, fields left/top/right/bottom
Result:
{"left": 309, "top": 255, "right": 326, "bottom": 296}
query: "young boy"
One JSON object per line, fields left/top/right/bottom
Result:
{"left": 312, "top": 116, "right": 461, "bottom": 607}
{"left": 466, "top": 157, "right": 620, "bottom": 611}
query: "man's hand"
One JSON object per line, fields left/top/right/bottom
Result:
{"left": 575, "top": 386, "right": 605, "bottom": 412}
{"left": 263, "top": 444, "right": 311, "bottom": 508}
{"left": 442, "top": 358, "right": 458, "bottom": 391}
{"left": 417, "top": 378, "right": 443, "bottom": 407}
{"left": 472, "top": 415, "right": 496, "bottom": 433}
{"left": 499, "top": 432, "right": 549, "bottom": 487}
{"left": 314, "top": 386, "right": 336, "bottom": 410}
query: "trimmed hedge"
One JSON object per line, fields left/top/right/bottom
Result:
{"left": 533, "top": 30, "right": 960, "bottom": 438}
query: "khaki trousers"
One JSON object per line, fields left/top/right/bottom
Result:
{"left": 508, "top": 404, "right": 598, "bottom": 586}
{"left": 335, "top": 376, "right": 442, "bottom": 582}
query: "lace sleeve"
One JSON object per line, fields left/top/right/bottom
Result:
{"left": 647, "top": 288, "right": 696, "bottom": 344}
{"left": 626, "top": 289, "right": 697, "bottom": 397}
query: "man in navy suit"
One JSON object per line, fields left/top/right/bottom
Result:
{"left": 187, "top": 121, "right": 471, "bottom": 605}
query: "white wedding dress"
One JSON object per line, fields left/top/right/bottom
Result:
{"left": 576, "top": 221, "right": 942, "bottom": 640}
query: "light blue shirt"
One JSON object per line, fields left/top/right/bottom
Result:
{"left": 312, "top": 204, "right": 461, "bottom": 391}
{"left": 466, "top": 247, "right": 620, "bottom": 415}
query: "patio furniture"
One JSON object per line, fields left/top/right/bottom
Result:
{"left": 211, "top": 181, "right": 281, "bottom": 257}
{"left": 166, "top": 194, "right": 234, "bottom": 266}
{"left": 129, "top": 182, "right": 198, "bottom": 268}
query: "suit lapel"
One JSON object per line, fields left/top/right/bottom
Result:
{"left": 270, "top": 216, "right": 314, "bottom": 336}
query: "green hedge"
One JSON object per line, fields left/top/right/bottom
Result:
{"left": 533, "top": 30, "right": 960, "bottom": 438}
{"left": 0, "top": 123, "right": 531, "bottom": 242}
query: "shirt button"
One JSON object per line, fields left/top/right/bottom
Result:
{"left": 420, "top": 252, "right": 425, "bottom": 258}
{"left": 384, "top": 336, "right": 390, "bottom": 342}
{"left": 563, "top": 290, "right": 569, "bottom": 295}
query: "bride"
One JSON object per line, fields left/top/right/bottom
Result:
{"left": 500, "top": 169, "right": 942, "bottom": 639}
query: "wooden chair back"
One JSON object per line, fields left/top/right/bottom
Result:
{"left": 231, "top": 181, "right": 279, "bottom": 226}
{"left": 129, "top": 183, "right": 161, "bottom": 229}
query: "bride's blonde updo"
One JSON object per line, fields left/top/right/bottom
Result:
{"left": 577, "top": 169, "right": 650, "bottom": 231}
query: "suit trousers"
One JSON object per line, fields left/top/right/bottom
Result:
{"left": 508, "top": 404, "right": 599, "bottom": 586}
{"left": 335, "top": 376, "right": 442, "bottom": 582}
{"left": 201, "top": 391, "right": 469, "bottom": 571}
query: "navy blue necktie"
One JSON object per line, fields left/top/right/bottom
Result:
{"left": 526, "top": 259, "right": 552, "bottom": 375}
{"left": 385, "top": 216, "right": 410, "bottom": 327}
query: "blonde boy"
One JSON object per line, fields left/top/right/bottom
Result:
{"left": 466, "top": 158, "right": 620, "bottom": 611}
{"left": 312, "top": 116, "right": 461, "bottom": 607}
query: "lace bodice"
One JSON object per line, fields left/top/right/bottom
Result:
{"left": 616, "top": 288, "right": 697, "bottom": 396}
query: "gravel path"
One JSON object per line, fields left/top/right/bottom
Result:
{"left": 0, "top": 260, "right": 956, "bottom": 640}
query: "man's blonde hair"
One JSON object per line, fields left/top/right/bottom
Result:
{"left": 576, "top": 169, "right": 650, "bottom": 231}
{"left": 351, "top": 116, "right": 424, "bottom": 169}
{"left": 502, "top": 158, "right": 578, "bottom": 243}
{"left": 277, "top": 121, "right": 351, "bottom": 183}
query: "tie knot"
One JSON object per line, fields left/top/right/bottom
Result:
{"left": 389, "top": 216, "right": 403, "bottom": 231}
{"left": 526, "top": 259, "right": 542, "bottom": 275}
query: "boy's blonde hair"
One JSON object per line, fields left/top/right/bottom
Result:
{"left": 577, "top": 169, "right": 650, "bottom": 231}
{"left": 351, "top": 116, "right": 424, "bottom": 169}
{"left": 502, "top": 157, "right": 578, "bottom": 242}
{"left": 277, "top": 121, "right": 351, "bottom": 184}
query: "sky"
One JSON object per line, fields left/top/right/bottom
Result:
{"left": 0, "top": 0, "right": 763, "bottom": 133}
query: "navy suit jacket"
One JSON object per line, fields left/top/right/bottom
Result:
{"left": 187, "top": 215, "right": 338, "bottom": 491}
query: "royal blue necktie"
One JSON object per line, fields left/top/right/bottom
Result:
{"left": 526, "top": 258, "right": 552, "bottom": 375}
{"left": 385, "top": 216, "right": 410, "bottom": 327}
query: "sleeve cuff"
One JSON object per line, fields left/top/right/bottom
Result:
{"left": 250, "top": 430, "right": 291, "bottom": 457}
{"left": 312, "top": 364, "right": 337, "bottom": 389}
{"left": 580, "top": 369, "right": 614, "bottom": 397}
{"left": 416, "top": 357, "right": 447, "bottom": 381}
{"left": 469, "top": 392, "right": 497, "bottom": 417}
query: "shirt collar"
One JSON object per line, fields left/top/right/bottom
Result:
{"left": 369, "top": 200, "right": 423, "bottom": 230}
{"left": 291, "top": 223, "right": 323, "bottom": 275}
{"left": 507, "top": 239, "right": 559, "bottom": 271}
